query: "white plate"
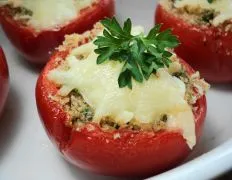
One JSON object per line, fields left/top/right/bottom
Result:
{"left": 1, "top": 0, "right": 232, "bottom": 179}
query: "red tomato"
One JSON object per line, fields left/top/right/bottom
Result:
{"left": 155, "top": 4, "right": 232, "bottom": 83}
{"left": 36, "top": 45, "right": 207, "bottom": 177}
{"left": 0, "top": 47, "right": 9, "bottom": 117}
{"left": 0, "top": 0, "right": 115, "bottom": 65}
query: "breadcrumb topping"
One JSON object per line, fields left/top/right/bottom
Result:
{"left": 57, "top": 23, "right": 104, "bottom": 52}
{"left": 160, "top": 0, "right": 232, "bottom": 31}
{"left": 1, "top": 0, "right": 97, "bottom": 31}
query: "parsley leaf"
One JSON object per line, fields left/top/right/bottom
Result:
{"left": 94, "top": 17, "right": 180, "bottom": 89}
{"left": 207, "top": 0, "right": 214, "bottom": 3}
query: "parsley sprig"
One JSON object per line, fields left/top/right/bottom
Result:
{"left": 94, "top": 18, "right": 180, "bottom": 89}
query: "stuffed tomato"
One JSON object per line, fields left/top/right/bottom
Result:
{"left": 155, "top": 0, "right": 232, "bottom": 83}
{"left": 36, "top": 19, "right": 209, "bottom": 177}
{"left": 0, "top": 47, "right": 9, "bottom": 117}
{"left": 0, "top": 0, "right": 115, "bottom": 64}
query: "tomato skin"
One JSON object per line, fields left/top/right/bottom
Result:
{"left": 0, "top": 0, "right": 115, "bottom": 65}
{"left": 36, "top": 50, "right": 206, "bottom": 177}
{"left": 155, "top": 4, "right": 232, "bottom": 83}
{"left": 0, "top": 47, "right": 9, "bottom": 117}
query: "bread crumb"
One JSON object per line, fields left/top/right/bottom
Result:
{"left": 57, "top": 23, "right": 104, "bottom": 52}
{"left": 113, "top": 133, "right": 121, "bottom": 139}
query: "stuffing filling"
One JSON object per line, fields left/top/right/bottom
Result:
{"left": 160, "top": 0, "right": 232, "bottom": 30}
{"left": 1, "top": 4, "right": 32, "bottom": 25}
{"left": 48, "top": 24, "right": 209, "bottom": 133}
{"left": 59, "top": 90, "right": 169, "bottom": 132}
{"left": 54, "top": 57, "right": 208, "bottom": 132}
{"left": 0, "top": 0, "right": 96, "bottom": 31}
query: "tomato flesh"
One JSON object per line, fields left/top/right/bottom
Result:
{"left": 36, "top": 48, "right": 207, "bottom": 177}
{"left": 155, "top": 4, "right": 232, "bottom": 83}
{"left": 0, "top": 0, "right": 115, "bottom": 64}
{"left": 0, "top": 47, "right": 9, "bottom": 117}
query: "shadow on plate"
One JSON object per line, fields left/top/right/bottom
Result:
{"left": 0, "top": 86, "right": 23, "bottom": 161}
{"left": 61, "top": 157, "right": 138, "bottom": 180}
{"left": 14, "top": 52, "right": 44, "bottom": 74}
{"left": 210, "top": 84, "right": 232, "bottom": 92}
{"left": 215, "top": 169, "right": 232, "bottom": 180}
{"left": 184, "top": 116, "right": 219, "bottom": 163}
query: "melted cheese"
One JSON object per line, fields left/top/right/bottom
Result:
{"left": 48, "top": 32, "right": 196, "bottom": 148}
{"left": 1, "top": 0, "right": 94, "bottom": 31}
{"left": 174, "top": 0, "right": 232, "bottom": 26}
{"left": 167, "top": 110, "right": 195, "bottom": 149}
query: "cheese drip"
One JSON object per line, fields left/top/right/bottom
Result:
{"left": 48, "top": 36, "right": 196, "bottom": 148}
{"left": 1, "top": 0, "right": 94, "bottom": 31}
{"left": 174, "top": 0, "right": 232, "bottom": 26}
